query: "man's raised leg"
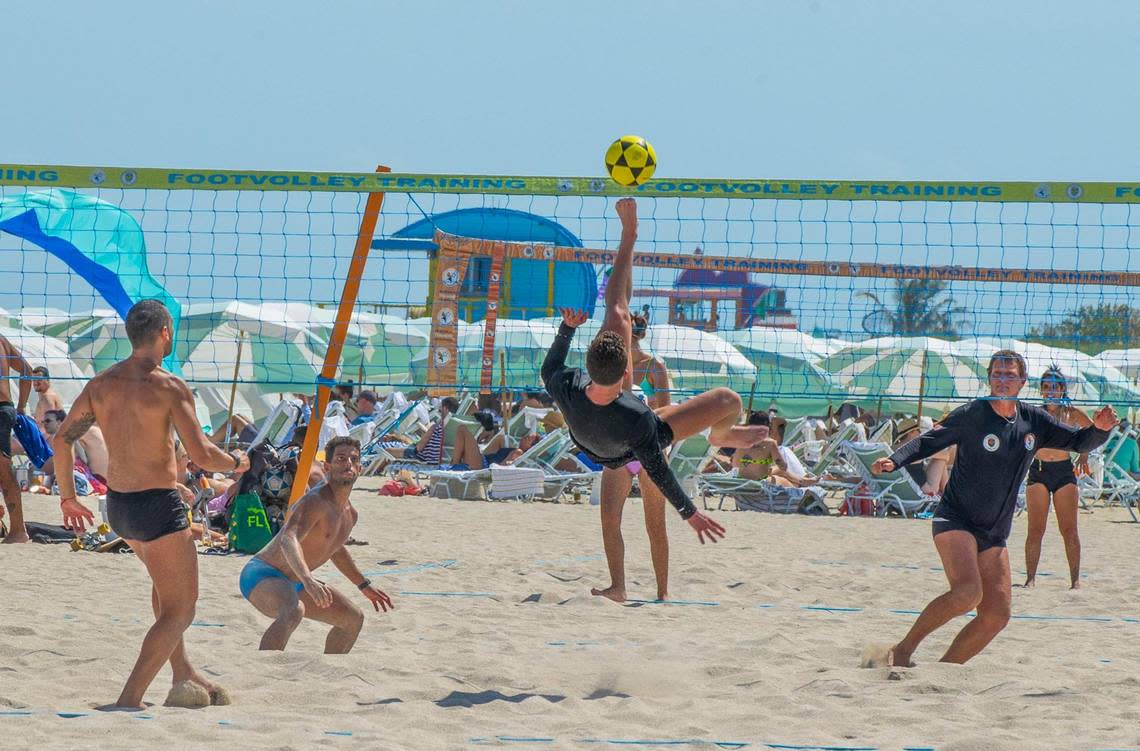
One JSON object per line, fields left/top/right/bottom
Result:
{"left": 109, "top": 530, "right": 199, "bottom": 709}
{"left": 655, "top": 388, "right": 766, "bottom": 449}
{"left": 888, "top": 531, "right": 983, "bottom": 667}
{"left": 639, "top": 471, "right": 670, "bottom": 601}
{"left": 591, "top": 467, "right": 634, "bottom": 602}
{"left": 247, "top": 578, "right": 307, "bottom": 651}
{"left": 299, "top": 586, "right": 365, "bottom": 654}
{"left": 939, "top": 546, "right": 1012, "bottom": 663}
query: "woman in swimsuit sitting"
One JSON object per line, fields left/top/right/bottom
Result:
{"left": 732, "top": 412, "right": 816, "bottom": 487}
{"left": 1024, "top": 367, "right": 1091, "bottom": 589}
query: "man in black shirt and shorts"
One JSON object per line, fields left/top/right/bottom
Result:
{"left": 869, "top": 350, "right": 1116, "bottom": 666}
{"left": 542, "top": 198, "right": 767, "bottom": 603}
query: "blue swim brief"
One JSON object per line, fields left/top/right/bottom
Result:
{"left": 239, "top": 557, "right": 304, "bottom": 601}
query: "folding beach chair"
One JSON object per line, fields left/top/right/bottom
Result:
{"left": 247, "top": 399, "right": 303, "bottom": 450}
{"left": 840, "top": 440, "right": 939, "bottom": 518}
{"left": 698, "top": 471, "right": 829, "bottom": 514}
{"left": 423, "top": 430, "right": 571, "bottom": 501}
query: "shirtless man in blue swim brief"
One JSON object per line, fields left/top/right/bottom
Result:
{"left": 240, "top": 436, "right": 393, "bottom": 652}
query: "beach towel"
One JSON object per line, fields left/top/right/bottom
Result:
{"left": 13, "top": 414, "right": 52, "bottom": 468}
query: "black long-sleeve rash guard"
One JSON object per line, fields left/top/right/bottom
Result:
{"left": 541, "top": 322, "right": 697, "bottom": 519}
{"left": 889, "top": 399, "right": 1109, "bottom": 542}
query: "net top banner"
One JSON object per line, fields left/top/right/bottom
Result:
{"left": 4, "top": 164, "right": 1140, "bottom": 203}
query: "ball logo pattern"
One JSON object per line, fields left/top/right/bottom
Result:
{"left": 605, "top": 135, "right": 657, "bottom": 186}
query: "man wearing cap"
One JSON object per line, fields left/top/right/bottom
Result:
{"left": 351, "top": 391, "right": 379, "bottom": 426}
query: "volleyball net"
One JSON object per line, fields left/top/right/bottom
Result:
{"left": 2, "top": 165, "right": 1140, "bottom": 427}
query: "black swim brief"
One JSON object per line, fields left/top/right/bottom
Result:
{"left": 106, "top": 488, "right": 189, "bottom": 542}
{"left": 1026, "top": 458, "right": 1078, "bottom": 495}
{"left": 932, "top": 518, "right": 1006, "bottom": 553}
{"left": 0, "top": 401, "right": 14, "bottom": 458}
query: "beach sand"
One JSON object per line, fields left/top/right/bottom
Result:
{"left": 2, "top": 481, "right": 1138, "bottom": 750}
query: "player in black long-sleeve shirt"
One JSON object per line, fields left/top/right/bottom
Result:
{"left": 867, "top": 350, "right": 1116, "bottom": 667}
{"left": 542, "top": 198, "right": 767, "bottom": 603}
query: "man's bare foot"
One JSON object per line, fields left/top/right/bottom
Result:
{"left": 590, "top": 585, "right": 626, "bottom": 603}
{"left": 1070, "top": 580, "right": 1082, "bottom": 590}
{"left": 710, "top": 425, "right": 769, "bottom": 449}
{"left": 1022, "top": 577, "right": 1035, "bottom": 588}
{"left": 656, "top": 592, "right": 669, "bottom": 602}
{"left": 888, "top": 645, "right": 915, "bottom": 667}
{"left": 95, "top": 703, "right": 147, "bottom": 712}
{"left": 1, "top": 530, "right": 30, "bottom": 544}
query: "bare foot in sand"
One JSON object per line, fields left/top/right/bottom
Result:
{"left": 1070, "top": 580, "right": 1082, "bottom": 590}
{"left": 591, "top": 585, "right": 626, "bottom": 603}
{"left": 1022, "top": 577, "right": 1035, "bottom": 588}
{"left": 95, "top": 702, "right": 150, "bottom": 712}
{"left": 2, "top": 529, "right": 30, "bottom": 543}
{"left": 709, "top": 425, "right": 769, "bottom": 449}
{"left": 860, "top": 643, "right": 914, "bottom": 668}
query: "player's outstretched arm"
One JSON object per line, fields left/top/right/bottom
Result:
{"left": 54, "top": 387, "right": 97, "bottom": 532}
{"left": 332, "top": 547, "right": 393, "bottom": 612}
{"left": 600, "top": 199, "right": 637, "bottom": 356}
{"left": 170, "top": 378, "right": 250, "bottom": 474}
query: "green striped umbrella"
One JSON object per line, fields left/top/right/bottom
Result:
{"left": 820, "top": 336, "right": 991, "bottom": 415}
{"left": 67, "top": 301, "right": 326, "bottom": 394}
{"left": 719, "top": 328, "right": 852, "bottom": 417}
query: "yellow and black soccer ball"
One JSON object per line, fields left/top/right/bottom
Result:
{"left": 604, "top": 135, "right": 657, "bottom": 186}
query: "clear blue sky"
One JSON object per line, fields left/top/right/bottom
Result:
{"left": 6, "top": 0, "right": 1139, "bottom": 180}
{"left": 3, "top": 1, "right": 1139, "bottom": 341}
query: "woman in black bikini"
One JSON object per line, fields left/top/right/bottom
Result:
{"left": 1024, "top": 367, "right": 1092, "bottom": 589}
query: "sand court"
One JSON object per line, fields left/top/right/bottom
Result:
{"left": 2, "top": 480, "right": 1138, "bottom": 750}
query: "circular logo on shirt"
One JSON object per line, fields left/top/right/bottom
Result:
{"left": 983, "top": 434, "right": 1001, "bottom": 452}
{"left": 1024, "top": 433, "right": 1036, "bottom": 451}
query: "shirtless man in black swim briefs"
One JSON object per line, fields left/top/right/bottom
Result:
{"left": 870, "top": 350, "right": 1115, "bottom": 666}
{"left": 542, "top": 198, "right": 767, "bottom": 603}
{"left": 239, "top": 436, "right": 393, "bottom": 652}
{"left": 54, "top": 299, "right": 250, "bottom": 710}
{"left": 0, "top": 333, "right": 33, "bottom": 543}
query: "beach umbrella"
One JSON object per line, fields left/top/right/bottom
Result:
{"left": 0, "top": 324, "right": 89, "bottom": 410}
{"left": 19, "top": 306, "right": 115, "bottom": 340}
{"left": 66, "top": 302, "right": 327, "bottom": 394}
{"left": 257, "top": 302, "right": 430, "bottom": 386}
{"left": 820, "top": 336, "right": 991, "bottom": 415}
{"left": 718, "top": 328, "right": 852, "bottom": 416}
{"left": 1095, "top": 349, "right": 1140, "bottom": 383}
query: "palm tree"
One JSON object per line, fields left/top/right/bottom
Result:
{"left": 858, "top": 279, "right": 966, "bottom": 337}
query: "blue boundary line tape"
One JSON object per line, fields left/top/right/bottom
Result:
{"left": 626, "top": 598, "right": 720, "bottom": 607}
{"left": 365, "top": 559, "right": 458, "bottom": 577}
{"left": 800, "top": 606, "right": 864, "bottom": 613}
{"left": 579, "top": 740, "right": 749, "bottom": 748}
{"left": 325, "top": 730, "right": 353, "bottom": 736}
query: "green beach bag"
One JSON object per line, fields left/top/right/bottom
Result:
{"left": 228, "top": 492, "right": 275, "bottom": 554}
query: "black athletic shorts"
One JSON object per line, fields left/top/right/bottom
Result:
{"left": 1026, "top": 458, "right": 1078, "bottom": 495}
{"left": 583, "top": 414, "right": 675, "bottom": 470}
{"left": 106, "top": 488, "right": 190, "bottom": 542}
{"left": 0, "top": 401, "right": 14, "bottom": 458}
{"left": 932, "top": 518, "right": 1006, "bottom": 553}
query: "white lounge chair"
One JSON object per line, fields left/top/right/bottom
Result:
{"left": 840, "top": 440, "right": 939, "bottom": 518}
